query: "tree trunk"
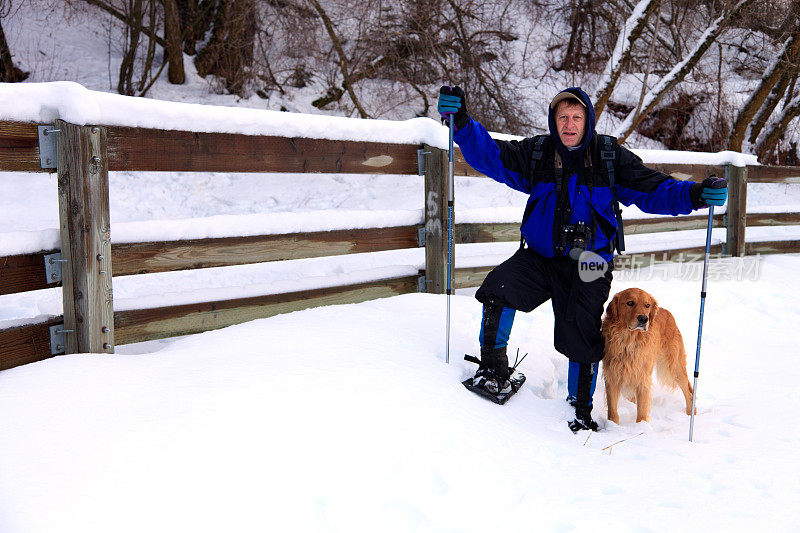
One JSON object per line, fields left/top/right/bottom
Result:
{"left": 0, "top": 19, "right": 28, "bottom": 82}
{"left": 306, "top": 0, "right": 368, "bottom": 118}
{"left": 137, "top": 0, "right": 158, "bottom": 92}
{"left": 728, "top": 25, "right": 800, "bottom": 151}
{"left": 755, "top": 94, "right": 800, "bottom": 161}
{"left": 747, "top": 65, "right": 799, "bottom": 145}
{"left": 118, "top": 0, "right": 145, "bottom": 95}
{"left": 194, "top": 0, "right": 256, "bottom": 96}
{"left": 177, "top": 0, "right": 197, "bottom": 54}
{"left": 593, "top": 0, "right": 660, "bottom": 119}
{"left": 615, "top": 0, "right": 755, "bottom": 144}
{"left": 83, "top": 0, "right": 167, "bottom": 48}
{"left": 163, "top": 0, "right": 186, "bottom": 84}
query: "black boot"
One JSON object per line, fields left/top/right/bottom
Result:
{"left": 473, "top": 346, "right": 510, "bottom": 394}
{"left": 569, "top": 405, "right": 599, "bottom": 433}
{"left": 568, "top": 361, "right": 599, "bottom": 433}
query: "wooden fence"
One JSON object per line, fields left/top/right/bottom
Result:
{"left": 1, "top": 119, "right": 799, "bottom": 371}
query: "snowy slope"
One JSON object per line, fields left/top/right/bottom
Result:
{"left": 0, "top": 255, "right": 799, "bottom": 532}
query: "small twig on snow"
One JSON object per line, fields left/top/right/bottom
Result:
{"left": 602, "top": 432, "right": 645, "bottom": 452}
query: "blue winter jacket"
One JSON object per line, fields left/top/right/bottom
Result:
{"left": 453, "top": 87, "right": 696, "bottom": 262}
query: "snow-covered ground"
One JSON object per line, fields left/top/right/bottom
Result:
{"left": 1, "top": 255, "right": 799, "bottom": 532}
{"left": 2, "top": 6, "right": 800, "bottom": 528}
{"left": 1, "top": 101, "right": 799, "bottom": 530}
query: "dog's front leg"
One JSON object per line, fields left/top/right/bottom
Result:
{"left": 605, "top": 378, "right": 620, "bottom": 425}
{"left": 635, "top": 384, "right": 652, "bottom": 423}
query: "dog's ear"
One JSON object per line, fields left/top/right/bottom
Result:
{"left": 649, "top": 297, "right": 659, "bottom": 324}
{"left": 605, "top": 294, "right": 618, "bottom": 322}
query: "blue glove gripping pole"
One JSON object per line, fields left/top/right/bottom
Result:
{"left": 690, "top": 204, "right": 714, "bottom": 442}
{"left": 446, "top": 113, "right": 455, "bottom": 364}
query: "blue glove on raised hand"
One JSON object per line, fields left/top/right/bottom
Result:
{"left": 690, "top": 175, "right": 728, "bottom": 208}
{"left": 437, "top": 85, "right": 470, "bottom": 130}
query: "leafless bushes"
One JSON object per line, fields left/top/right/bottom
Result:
{"left": 13, "top": 0, "right": 800, "bottom": 158}
{"left": 541, "top": 0, "right": 799, "bottom": 157}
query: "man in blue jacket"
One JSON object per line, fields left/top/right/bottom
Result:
{"left": 438, "top": 86, "right": 727, "bottom": 432}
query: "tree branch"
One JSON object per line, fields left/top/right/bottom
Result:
{"left": 614, "top": 0, "right": 755, "bottom": 144}
{"left": 593, "top": 0, "right": 660, "bottom": 119}
{"left": 755, "top": 93, "right": 800, "bottom": 161}
{"left": 306, "top": 0, "right": 369, "bottom": 118}
{"left": 729, "top": 1, "right": 800, "bottom": 151}
{"left": 82, "top": 0, "right": 167, "bottom": 48}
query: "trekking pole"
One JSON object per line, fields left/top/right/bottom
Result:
{"left": 689, "top": 198, "right": 715, "bottom": 442}
{"left": 445, "top": 112, "right": 455, "bottom": 364}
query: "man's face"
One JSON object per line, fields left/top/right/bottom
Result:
{"left": 555, "top": 101, "right": 586, "bottom": 147}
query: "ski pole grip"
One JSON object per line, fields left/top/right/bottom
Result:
{"left": 706, "top": 174, "right": 726, "bottom": 188}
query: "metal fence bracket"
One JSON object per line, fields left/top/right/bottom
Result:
{"left": 417, "top": 275, "right": 427, "bottom": 293}
{"left": 417, "top": 226, "right": 426, "bottom": 247}
{"left": 37, "top": 125, "right": 60, "bottom": 169}
{"left": 49, "top": 324, "right": 68, "bottom": 355}
{"left": 44, "top": 252, "right": 65, "bottom": 283}
{"left": 417, "top": 148, "right": 430, "bottom": 176}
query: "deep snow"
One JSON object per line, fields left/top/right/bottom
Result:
{"left": 0, "top": 255, "right": 799, "bottom": 532}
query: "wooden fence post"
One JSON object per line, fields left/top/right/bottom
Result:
{"left": 56, "top": 120, "right": 115, "bottom": 354}
{"left": 726, "top": 164, "right": 747, "bottom": 257}
{"left": 423, "top": 144, "right": 451, "bottom": 294}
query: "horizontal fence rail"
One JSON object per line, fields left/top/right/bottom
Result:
{"left": 105, "top": 126, "right": 421, "bottom": 174}
{"left": 0, "top": 121, "right": 40, "bottom": 171}
{"left": 2, "top": 118, "right": 800, "bottom": 373}
{"left": 113, "top": 275, "right": 420, "bottom": 345}
{"left": 0, "top": 275, "right": 420, "bottom": 370}
{"left": 0, "top": 250, "right": 61, "bottom": 295}
{"left": 4, "top": 212, "right": 799, "bottom": 295}
{"left": 0, "top": 121, "right": 421, "bottom": 174}
{"left": 111, "top": 226, "right": 421, "bottom": 276}
{"left": 0, "top": 318, "right": 63, "bottom": 371}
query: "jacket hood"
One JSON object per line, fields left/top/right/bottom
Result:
{"left": 548, "top": 87, "right": 596, "bottom": 166}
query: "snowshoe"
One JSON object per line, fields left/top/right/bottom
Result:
{"left": 462, "top": 353, "right": 526, "bottom": 405}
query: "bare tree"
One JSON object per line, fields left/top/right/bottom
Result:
{"left": 0, "top": 0, "right": 29, "bottom": 82}
{"left": 556, "top": 0, "right": 616, "bottom": 73}
{"left": 305, "top": 0, "right": 368, "bottom": 117}
{"left": 614, "top": 0, "right": 755, "bottom": 144}
{"left": 442, "top": 0, "right": 532, "bottom": 133}
{"left": 755, "top": 91, "right": 800, "bottom": 162}
{"left": 747, "top": 64, "right": 800, "bottom": 146}
{"left": 592, "top": 0, "right": 660, "bottom": 119}
{"left": 195, "top": 0, "right": 256, "bottom": 96}
{"left": 259, "top": 0, "right": 532, "bottom": 131}
{"left": 77, "top": 0, "right": 186, "bottom": 93}
{"left": 82, "top": 0, "right": 166, "bottom": 47}
{"left": 728, "top": 0, "right": 800, "bottom": 151}
{"left": 117, "top": 0, "right": 145, "bottom": 95}
{"left": 163, "top": 0, "right": 185, "bottom": 84}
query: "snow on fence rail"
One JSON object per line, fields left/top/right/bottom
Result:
{"left": 1, "top": 117, "right": 800, "bottom": 372}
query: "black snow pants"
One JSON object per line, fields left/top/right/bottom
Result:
{"left": 475, "top": 247, "right": 612, "bottom": 365}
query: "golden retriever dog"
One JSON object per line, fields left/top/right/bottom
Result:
{"left": 601, "top": 288, "right": 694, "bottom": 425}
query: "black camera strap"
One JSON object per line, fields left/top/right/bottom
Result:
{"left": 552, "top": 153, "right": 571, "bottom": 257}
{"left": 598, "top": 134, "right": 625, "bottom": 253}
{"left": 520, "top": 135, "right": 549, "bottom": 249}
